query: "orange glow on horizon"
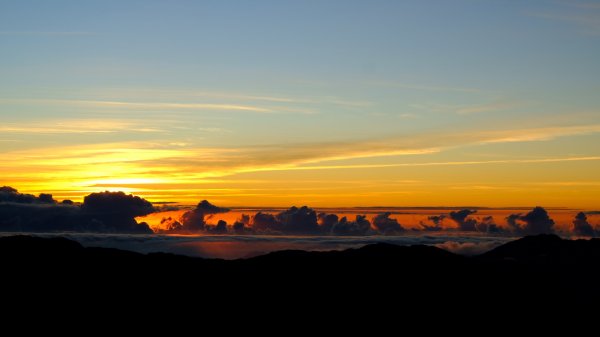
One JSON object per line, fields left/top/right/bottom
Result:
{"left": 2, "top": 133, "right": 600, "bottom": 209}
{"left": 136, "top": 208, "right": 598, "bottom": 234}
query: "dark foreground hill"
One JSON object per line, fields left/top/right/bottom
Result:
{"left": 1, "top": 234, "right": 599, "bottom": 311}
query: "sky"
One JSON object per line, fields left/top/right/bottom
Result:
{"left": 1, "top": 0, "right": 600, "bottom": 208}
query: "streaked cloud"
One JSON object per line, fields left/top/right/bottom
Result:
{"left": 531, "top": 12, "right": 600, "bottom": 35}
{"left": 59, "top": 99, "right": 274, "bottom": 113}
{"left": 0, "top": 98, "right": 323, "bottom": 114}
{"left": 3, "top": 122, "right": 599, "bottom": 204}
{"left": 456, "top": 101, "right": 519, "bottom": 115}
{"left": 529, "top": 2, "right": 600, "bottom": 35}
{"left": 367, "top": 80, "right": 481, "bottom": 93}
{"left": 532, "top": 181, "right": 600, "bottom": 187}
{"left": 480, "top": 124, "right": 600, "bottom": 143}
{"left": 0, "top": 31, "right": 94, "bottom": 36}
{"left": 412, "top": 100, "right": 522, "bottom": 115}
{"left": 268, "top": 156, "right": 600, "bottom": 172}
{"left": 4, "top": 124, "right": 599, "bottom": 173}
{"left": 0, "top": 119, "right": 162, "bottom": 134}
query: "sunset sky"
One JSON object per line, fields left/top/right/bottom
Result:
{"left": 1, "top": 0, "right": 599, "bottom": 208}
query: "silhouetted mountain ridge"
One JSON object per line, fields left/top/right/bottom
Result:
{"left": 480, "top": 234, "right": 600, "bottom": 263}
{"left": 2, "top": 234, "right": 599, "bottom": 307}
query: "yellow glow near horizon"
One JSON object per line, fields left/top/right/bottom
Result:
{"left": 2, "top": 122, "right": 600, "bottom": 208}
{"left": 4, "top": 149, "right": 600, "bottom": 208}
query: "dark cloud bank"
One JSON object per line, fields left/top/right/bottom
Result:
{"left": 1, "top": 186, "right": 598, "bottom": 238}
{"left": 0, "top": 187, "right": 153, "bottom": 233}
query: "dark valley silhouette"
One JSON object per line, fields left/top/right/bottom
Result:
{"left": 2, "top": 234, "right": 599, "bottom": 307}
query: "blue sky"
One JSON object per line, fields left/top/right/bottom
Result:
{"left": 1, "top": 0, "right": 599, "bottom": 207}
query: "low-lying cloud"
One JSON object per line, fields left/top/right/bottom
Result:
{"left": 2, "top": 186, "right": 597, "bottom": 237}
{"left": 0, "top": 187, "right": 153, "bottom": 233}
{"left": 449, "top": 209, "right": 478, "bottom": 231}
{"left": 505, "top": 206, "right": 555, "bottom": 235}
{"left": 5, "top": 232, "right": 512, "bottom": 259}
{"left": 572, "top": 212, "right": 598, "bottom": 237}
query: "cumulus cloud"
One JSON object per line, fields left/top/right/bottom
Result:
{"left": 232, "top": 221, "right": 247, "bottom": 234}
{"left": 206, "top": 220, "right": 228, "bottom": 234}
{"left": 238, "top": 214, "right": 251, "bottom": 225}
{"left": 449, "top": 209, "right": 478, "bottom": 231}
{"left": 223, "top": 206, "right": 323, "bottom": 235}
{"left": 0, "top": 188, "right": 576, "bottom": 238}
{"left": 505, "top": 213, "right": 522, "bottom": 232}
{"left": 159, "top": 217, "right": 183, "bottom": 232}
{"left": 244, "top": 206, "right": 321, "bottom": 234}
{"left": 81, "top": 191, "right": 154, "bottom": 233}
{"left": 38, "top": 193, "right": 56, "bottom": 204}
{"left": 0, "top": 186, "right": 57, "bottom": 204}
{"left": 476, "top": 216, "right": 503, "bottom": 233}
{"left": 372, "top": 212, "right": 405, "bottom": 234}
{"left": 318, "top": 213, "right": 339, "bottom": 233}
{"left": 422, "top": 211, "right": 501, "bottom": 233}
{"left": 232, "top": 214, "right": 252, "bottom": 234}
{"left": 0, "top": 202, "right": 79, "bottom": 232}
{"left": 332, "top": 215, "right": 373, "bottom": 236}
{"left": 505, "top": 206, "right": 555, "bottom": 235}
{"left": 572, "top": 212, "right": 596, "bottom": 237}
{"left": 251, "top": 211, "right": 281, "bottom": 233}
{"left": 420, "top": 215, "right": 445, "bottom": 231}
{"left": 0, "top": 187, "right": 153, "bottom": 233}
{"left": 276, "top": 206, "right": 320, "bottom": 234}
{"left": 178, "top": 200, "right": 230, "bottom": 232}
{"left": 521, "top": 207, "right": 555, "bottom": 234}
{"left": 82, "top": 191, "right": 154, "bottom": 217}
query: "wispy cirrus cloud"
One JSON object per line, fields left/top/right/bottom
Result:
{"left": 0, "top": 31, "right": 94, "bottom": 36}
{"left": 83, "top": 100, "right": 275, "bottom": 113}
{"left": 284, "top": 156, "right": 600, "bottom": 172}
{"left": 532, "top": 181, "right": 600, "bottom": 187}
{"left": 0, "top": 98, "right": 319, "bottom": 114}
{"left": 33, "top": 87, "right": 374, "bottom": 108}
{"left": 2, "top": 122, "right": 599, "bottom": 203}
{"left": 20, "top": 99, "right": 275, "bottom": 113}
{"left": 479, "top": 124, "right": 600, "bottom": 143}
{"left": 456, "top": 101, "right": 520, "bottom": 115}
{"left": 0, "top": 119, "right": 162, "bottom": 134}
{"left": 411, "top": 99, "right": 522, "bottom": 115}
{"left": 528, "top": 2, "right": 600, "bottom": 36}
{"left": 2, "top": 123, "right": 599, "bottom": 184}
{"left": 366, "top": 80, "right": 481, "bottom": 93}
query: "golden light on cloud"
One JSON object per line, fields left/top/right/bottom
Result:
{"left": 0, "top": 119, "right": 162, "bottom": 134}
{"left": 1, "top": 123, "right": 599, "bottom": 207}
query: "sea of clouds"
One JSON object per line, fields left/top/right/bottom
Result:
{"left": 0, "top": 232, "right": 515, "bottom": 259}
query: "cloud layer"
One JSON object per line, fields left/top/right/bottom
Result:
{"left": 6, "top": 232, "right": 512, "bottom": 259}
{"left": 2, "top": 186, "right": 597, "bottom": 238}
{"left": 0, "top": 187, "right": 153, "bottom": 233}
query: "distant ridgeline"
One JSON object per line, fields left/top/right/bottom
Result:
{"left": 1, "top": 234, "right": 599, "bottom": 306}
